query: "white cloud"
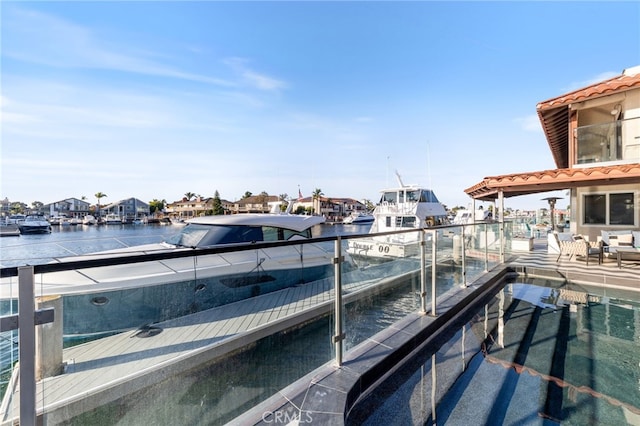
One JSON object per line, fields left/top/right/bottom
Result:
{"left": 3, "top": 6, "right": 233, "bottom": 87}
{"left": 223, "top": 57, "right": 287, "bottom": 91}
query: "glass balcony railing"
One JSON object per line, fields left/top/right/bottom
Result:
{"left": 0, "top": 223, "right": 516, "bottom": 424}
{"left": 576, "top": 117, "right": 640, "bottom": 165}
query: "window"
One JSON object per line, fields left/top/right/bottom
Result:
{"left": 610, "top": 193, "right": 634, "bottom": 225}
{"left": 395, "top": 216, "right": 416, "bottom": 228}
{"left": 584, "top": 194, "right": 606, "bottom": 224}
{"left": 380, "top": 192, "right": 397, "bottom": 204}
{"left": 583, "top": 192, "right": 635, "bottom": 226}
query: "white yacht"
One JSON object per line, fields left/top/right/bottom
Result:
{"left": 1, "top": 209, "right": 346, "bottom": 339}
{"left": 82, "top": 215, "right": 98, "bottom": 225}
{"left": 347, "top": 174, "right": 448, "bottom": 259}
{"left": 103, "top": 213, "right": 122, "bottom": 224}
{"left": 342, "top": 212, "right": 375, "bottom": 224}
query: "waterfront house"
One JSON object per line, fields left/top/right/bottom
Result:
{"left": 229, "top": 194, "right": 280, "bottom": 214}
{"left": 465, "top": 65, "right": 640, "bottom": 241}
{"left": 165, "top": 197, "right": 233, "bottom": 219}
{"left": 293, "top": 196, "right": 367, "bottom": 221}
{"left": 102, "top": 198, "right": 151, "bottom": 222}
{"left": 41, "top": 198, "right": 91, "bottom": 219}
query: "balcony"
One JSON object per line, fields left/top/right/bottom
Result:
{"left": 575, "top": 116, "right": 640, "bottom": 165}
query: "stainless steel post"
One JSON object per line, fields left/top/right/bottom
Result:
{"left": 19, "top": 266, "right": 36, "bottom": 426}
{"left": 333, "top": 238, "right": 344, "bottom": 366}
{"left": 420, "top": 230, "right": 427, "bottom": 314}
{"left": 484, "top": 223, "right": 489, "bottom": 272}
{"left": 431, "top": 354, "right": 437, "bottom": 424}
{"left": 499, "top": 189, "right": 505, "bottom": 263}
{"left": 431, "top": 230, "right": 437, "bottom": 316}
{"left": 461, "top": 226, "right": 467, "bottom": 288}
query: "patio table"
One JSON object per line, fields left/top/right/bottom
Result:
{"left": 611, "top": 246, "right": 640, "bottom": 268}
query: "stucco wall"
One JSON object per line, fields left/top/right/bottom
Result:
{"left": 574, "top": 183, "right": 640, "bottom": 241}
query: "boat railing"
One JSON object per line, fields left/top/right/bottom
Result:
{"left": 0, "top": 221, "right": 515, "bottom": 424}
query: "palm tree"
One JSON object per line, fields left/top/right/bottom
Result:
{"left": 184, "top": 192, "right": 195, "bottom": 201}
{"left": 149, "top": 199, "right": 166, "bottom": 215}
{"left": 95, "top": 192, "right": 107, "bottom": 219}
{"left": 312, "top": 188, "right": 323, "bottom": 216}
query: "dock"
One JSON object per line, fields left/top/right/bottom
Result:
{"left": 0, "top": 264, "right": 420, "bottom": 424}
{"left": 0, "top": 226, "right": 20, "bottom": 237}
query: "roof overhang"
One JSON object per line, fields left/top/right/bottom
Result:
{"left": 536, "top": 68, "right": 640, "bottom": 169}
{"left": 464, "top": 163, "right": 640, "bottom": 201}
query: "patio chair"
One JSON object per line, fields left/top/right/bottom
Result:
{"left": 555, "top": 233, "right": 603, "bottom": 265}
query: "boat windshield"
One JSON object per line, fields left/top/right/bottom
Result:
{"left": 380, "top": 189, "right": 440, "bottom": 204}
{"left": 164, "top": 223, "right": 311, "bottom": 248}
{"left": 164, "top": 224, "right": 264, "bottom": 248}
{"left": 419, "top": 190, "right": 440, "bottom": 203}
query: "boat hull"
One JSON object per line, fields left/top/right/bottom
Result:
{"left": 1, "top": 244, "right": 345, "bottom": 339}
{"left": 18, "top": 225, "right": 52, "bottom": 234}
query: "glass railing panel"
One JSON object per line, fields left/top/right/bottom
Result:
{"left": 486, "top": 222, "right": 502, "bottom": 270}
{"left": 339, "top": 229, "right": 424, "bottom": 350}
{"left": 576, "top": 117, "right": 640, "bottom": 164}
{"left": 452, "top": 224, "right": 487, "bottom": 285}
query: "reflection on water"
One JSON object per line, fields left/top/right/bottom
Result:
{"left": 348, "top": 277, "right": 640, "bottom": 426}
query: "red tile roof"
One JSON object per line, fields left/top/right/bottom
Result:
{"left": 537, "top": 69, "right": 640, "bottom": 110}
{"left": 464, "top": 164, "right": 640, "bottom": 201}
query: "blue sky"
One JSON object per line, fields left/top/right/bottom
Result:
{"left": 2, "top": 1, "right": 639, "bottom": 211}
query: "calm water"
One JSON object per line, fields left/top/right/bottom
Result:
{"left": 0, "top": 221, "right": 372, "bottom": 267}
